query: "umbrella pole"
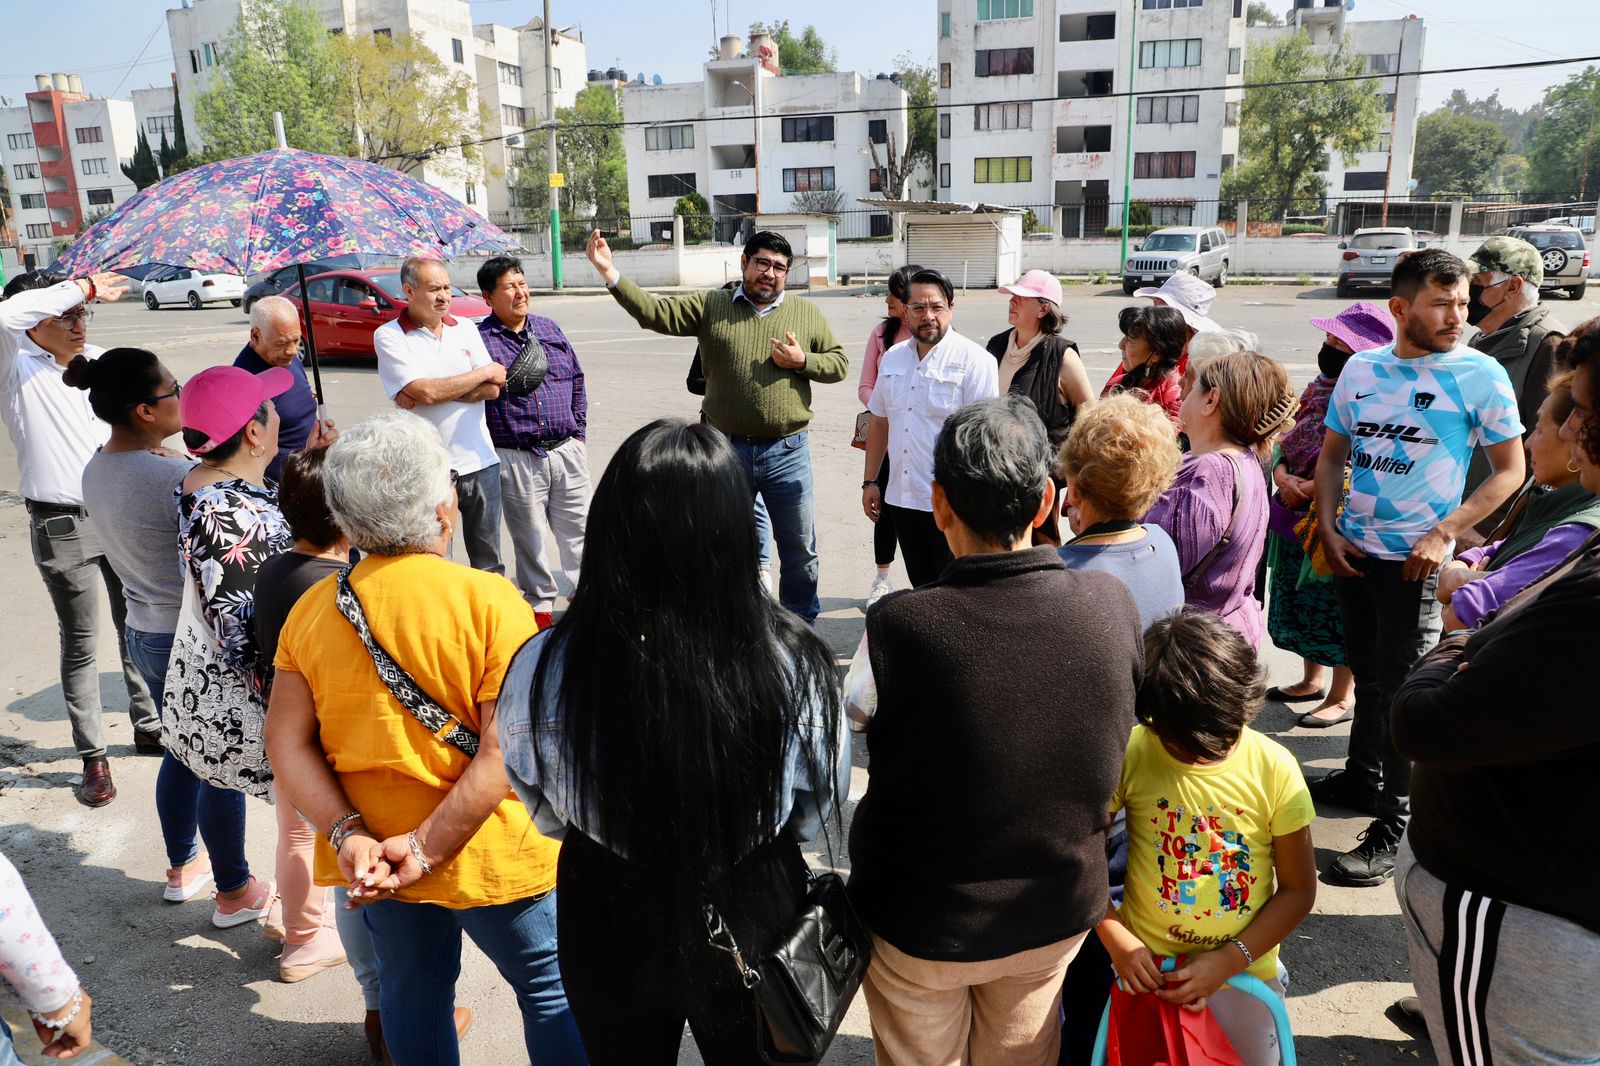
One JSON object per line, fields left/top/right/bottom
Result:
{"left": 296, "top": 263, "right": 327, "bottom": 408}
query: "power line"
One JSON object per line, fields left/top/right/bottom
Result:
{"left": 109, "top": 20, "right": 168, "bottom": 99}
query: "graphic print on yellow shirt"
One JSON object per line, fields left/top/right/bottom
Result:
{"left": 1112, "top": 725, "right": 1315, "bottom": 981}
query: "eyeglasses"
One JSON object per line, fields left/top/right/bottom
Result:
{"left": 907, "top": 302, "right": 951, "bottom": 316}
{"left": 52, "top": 308, "right": 93, "bottom": 326}
{"left": 449, "top": 469, "right": 459, "bottom": 487}
{"left": 748, "top": 257, "right": 789, "bottom": 276}
{"left": 124, "top": 381, "right": 181, "bottom": 411}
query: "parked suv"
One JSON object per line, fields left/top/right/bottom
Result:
{"left": 1122, "top": 226, "right": 1231, "bottom": 295}
{"left": 1335, "top": 228, "right": 1417, "bottom": 297}
{"left": 1506, "top": 224, "right": 1589, "bottom": 300}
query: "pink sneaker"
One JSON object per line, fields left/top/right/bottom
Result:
{"left": 212, "top": 876, "right": 275, "bottom": 929}
{"left": 262, "top": 895, "right": 285, "bottom": 943}
{"left": 164, "top": 854, "right": 214, "bottom": 903}
{"left": 278, "top": 926, "right": 348, "bottom": 983}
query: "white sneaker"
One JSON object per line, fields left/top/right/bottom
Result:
{"left": 759, "top": 567, "right": 774, "bottom": 596}
{"left": 867, "top": 573, "right": 895, "bottom": 605}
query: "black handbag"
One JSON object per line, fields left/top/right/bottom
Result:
{"left": 704, "top": 871, "right": 870, "bottom": 1066}
{"left": 503, "top": 330, "right": 550, "bottom": 397}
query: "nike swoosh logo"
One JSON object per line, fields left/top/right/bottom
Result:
{"left": 1355, "top": 391, "right": 1376, "bottom": 399}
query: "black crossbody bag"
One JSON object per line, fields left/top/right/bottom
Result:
{"left": 703, "top": 867, "right": 871, "bottom": 1065}
{"left": 503, "top": 329, "right": 550, "bottom": 397}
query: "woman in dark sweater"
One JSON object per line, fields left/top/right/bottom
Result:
{"left": 1390, "top": 316, "right": 1600, "bottom": 1066}
{"left": 849, "top": 394, "right": 1141, "bottom": 1066}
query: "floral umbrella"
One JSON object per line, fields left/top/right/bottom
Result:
{"left": 55, "top": 148, "right": 520, "bottom": 400}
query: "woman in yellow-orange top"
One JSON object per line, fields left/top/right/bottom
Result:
{"left": 264, "top": 410, "right": 586, "bottom": 1066}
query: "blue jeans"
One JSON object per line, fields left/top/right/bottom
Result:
{"left": 753, "top": 494, "right": 772, "bottom": 569}
{"left": 363, "top": 891, "right": 585, "bottom": 1066}
{"left": 126, "top": 626, "right": 250, "bottom": 892}
{"left": 0, "top": 1014, "right": 27, "bottom": 1066}
{"left": 335, "top": 887, "right": 382, "bottom": 1010}
{"left": 727, "top": 431, "right": 819, "bottom": 621}
{"left": 455, "top": 464, "right": 505, "bottom": 575}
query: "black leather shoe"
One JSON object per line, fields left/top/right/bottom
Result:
{"left": 134, "top": 729, "right": 165, "bottom": 756}
{"left": 1308, "top": 768, "right": 1381, "bottom": 816}
{"left": 1328, "top": 817, "right": 1404, "bottom": 886}
{"left": 1386, "top": 995, "right": 1429, "bottom": 1041}
{"left": 79, "top": 756, "right": 117, "bottom": 807}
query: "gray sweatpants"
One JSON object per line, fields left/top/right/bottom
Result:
{"left": 497, "top": 439, "right": 590, "bottom": 613}
{"left": 1396, "top": 836, "right": 1600, "bottom": 1066}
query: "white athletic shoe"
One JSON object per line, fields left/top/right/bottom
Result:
{"left": 867, "top": 573, "right": 895, "bottom": 605}
{"left": 759, "top": 567, "right": 774, "bottom": 596}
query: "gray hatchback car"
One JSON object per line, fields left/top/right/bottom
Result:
{"left": 1336, "top": 228, "right": 1417, "bottom": 297}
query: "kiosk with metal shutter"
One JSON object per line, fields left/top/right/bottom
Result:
{"left": 857, "top": 199, "right": 1024, "bottom": 289}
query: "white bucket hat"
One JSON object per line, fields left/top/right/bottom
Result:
{"left": 1133, "top": 272, "right": 1220, "bottom": 333}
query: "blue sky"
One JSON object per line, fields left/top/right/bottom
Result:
{"left": 0, "top": 0, "right": 1593, "bottom": 116}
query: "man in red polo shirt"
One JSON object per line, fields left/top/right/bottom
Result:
{"left": 374, "top": 257, "right": 507, "bottom": 573}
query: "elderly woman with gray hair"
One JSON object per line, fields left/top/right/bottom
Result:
{"left": 264, "top": 410, "right": 584, "bottom": 1066}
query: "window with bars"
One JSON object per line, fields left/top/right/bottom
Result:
{"left": 781, "top": 117, "right": 835, "bottom": 142}
{"left": 500, "top": 62, "right": 523, "bottom": 86}
{"left": 502, "top": 105, "right": 526, "bottom": 128}
{"left": 974, "top": 156, "right": 1033, "bottom": 183}
{"left": 647, "top": 173, "right": 697, "bottom": 198}
{"left": 870, "top": 213, "right": 893, "bottom": 237}
{"left": 1378, "top": 132, "right": 1392, "bottom": 153}
{"left": 5, "top": 133, "right": 32, "bottom": 150}
{"left": 1133, "top": 151, "right": 1195, "bottom": 178}
{"left": 1366, "top": 53, "right": 1398, "bottom": 74}
{"left": 869, "top": 119, "right": 887, "bottom": 144}
{"left": 19, "top": 193, "right": 45, "bottom": 209}
{"left": 86, "top": 188, "right": 115, "bottom": 206}
{"left": 977, "top": 0, "right": 1034, "bottom": 18}
{"left": 645, "top": 125, "right": 695, "bottom": 151}
{"left": 81, "top": 158, "right": 108, "bottom": 175}
{"left": 147, "top": 116, "right": 176, "bottom": 137}
{"left": 452, "top": 38, "right": 464, "bottom": 63}
{"left": 13, "top": 163, "right": 38, "bottom": 180}
{"left": 975, "top": 48, "right": 1034, "bottom": 77}
{"left": 1150, "top": 203, "right": 1195, "bottom": 225}
{"left": 1224, "top": 101, "right": 1240, "bottom": 126}
{"left": 1143, "top": 0, "right": 1203, "bottom": 7}
{"left": 1136, "top": 96, "right": 1199, "bottom": 123}
{"left": 26, "top": 224, "right": 52, "bottom": 239}
{"left": 782, "top": 166, "right": 835, "bottom": 192}
{"left": 974, "top": 102, "right": 1033, "bottom": 130}
{"left": 1139, "top": 39, "right": 1201, "bottom": 68}
{"left": 75, "top": 127, "right": 103, "bottom": 144}
{"left": 1229, "top": 48, "right": 1241, "bottom": 74}
{"left": 869, "top": 167, "right": 884, "bottom": 192}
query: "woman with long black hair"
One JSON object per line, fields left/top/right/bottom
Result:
{"left": 857, "top": 264, "right": 920, "bottom": 600}
{"left": 499, "top": 418, "right": 848, "bottom": 1064}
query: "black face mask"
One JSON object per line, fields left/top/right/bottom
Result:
{"left": 1466, "top": 283, "right": 1492, "bottom": 326}
{"left": 1317, "top": 342, "right": 1350, "bottom": 380}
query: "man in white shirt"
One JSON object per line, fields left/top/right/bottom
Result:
{"left": 861, "top": 269, "right": 1001, "bottom": 587}
{"left": 375, "top": 257, "right": 507, "bottom": 573}
{"left": 1, "top": 269, "right": 160, "bottom": 807}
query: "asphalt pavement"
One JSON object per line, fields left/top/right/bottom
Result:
{"left": 3, "top": 281, "right": 1597, "bottom": 1065}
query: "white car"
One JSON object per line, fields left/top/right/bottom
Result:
{"left": 142, "top": 268, "right": 245, "bottom": 310}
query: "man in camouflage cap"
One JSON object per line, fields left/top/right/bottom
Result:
{"left": 1458, "top": 235, "right": 1568, "bottom": 547}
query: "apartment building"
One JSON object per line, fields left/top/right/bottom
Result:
{"left": 622, "top": 34, "right": 910, "bottom": 243}
{"left": 130, "top": 82, "right": 181, "bottom": 156}
{"left": 0, "top": 74, "right": 140, "bottom": 266}
{"left": 473, "top": 17, "right": 586, "bottom": 221}
{"left": 165, "top": 0, "right": 585, "bottom": 209}
{"left": 937, "top": 0, "right": 1246, "bottom": 235}
{"left": 1248, "top": 1, "right": 1424, "bottom": 206}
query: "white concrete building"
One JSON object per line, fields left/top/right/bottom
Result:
{"left": 130, "top": 84, "right": 180, "bottom": 156}
{"left": 937, "top": 0, "right": 1246, "bottom": 235}
{"left": 0, "top": 74, "right": 141, "bottom": 267}
{"left": 1248, "top": 2, "right": 1424, "bottom": 211}
{"left": 620, "top": 34, "right": 910, "bottom": 244}
{"left": 164, "top": 0, "right": 584, "bottom": 210}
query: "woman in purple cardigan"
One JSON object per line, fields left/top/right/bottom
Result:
{"left": 1437, "top": 368, "right": 1600, "bottom": 630}
{"left": 1144, "top": 351, "right": 1298, "bottom": 649}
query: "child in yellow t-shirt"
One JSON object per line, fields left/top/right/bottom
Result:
{"left": 1096, "top": 613, "right": 1317, "bottom": 1066}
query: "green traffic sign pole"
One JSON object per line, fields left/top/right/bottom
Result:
{"left": 551, "top": 187, "right": 563, "bottom": 290}
{"left": 1118, "top": 0, "right": 1139, "bottom": 270}
{"left": 544, "top": 0, "right": 563, "bottom": 290}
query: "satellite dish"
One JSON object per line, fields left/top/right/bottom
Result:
{"left": 652, "top": 74, "right": 663, "bottom": 85}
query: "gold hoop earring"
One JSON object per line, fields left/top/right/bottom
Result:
{"left": 249, "top": 445, "right": 265, "bottom": 458}
{"left": 1569, "top": 460, "right": 1583, "bottom": 474}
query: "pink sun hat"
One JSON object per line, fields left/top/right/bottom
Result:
{"left": 180, "top": 364, "right": 294, "bottom": 454}
{"left": 1308, "top": 301, "right": 1396, "bottom": 354}
{"left": 998, "top": 269, "right": 1063, "bottom": 307}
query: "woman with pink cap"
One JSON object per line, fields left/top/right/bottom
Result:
{"left": 1265, "top": 303, "right": 1394, "bottom": 725}
{"left": 987, "top": 269, "right": 1093, "bottom": 543}
{"left": 167, "top": 364, "right": 346, "bottom": 983}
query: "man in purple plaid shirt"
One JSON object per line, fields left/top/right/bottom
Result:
{"left": 477, "top": 257, "right": 590, "bottom": 628}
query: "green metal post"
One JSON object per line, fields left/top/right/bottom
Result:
{"left": 1118, "top": 0, "right": 1139, "bottom": 271}
{"left": 545, "top": 0, "right": 563, "bottom": 289}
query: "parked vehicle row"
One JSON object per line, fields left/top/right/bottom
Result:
{"left": 141, "top": 267, "right": 245, "bottom": 309}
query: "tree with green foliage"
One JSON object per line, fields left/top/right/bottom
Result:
{"left": 335, "top": 31, "right": 485, "bottom": 179}
{"left": 1412, "top": 110, "right": 1508, "bottom": 195}
{"left": 171, "top": 81, "right": 190, "bottom": 163}
{"left": 1443, "top": 89, "right": 1540, "bottom": 151}
{"left": 1524, "top": 66, "right": 1600, "bottom": 202}
{"left": 790, "top": 188, "right": 847, "bottom": 214}
{"left": 746, "top": 21, "right": 836, "bottom": 74}
{"left": 512, "top": 85, "right": 628, "bottom": 226}
{"left": 1486, "top": 153, "right": 1530, "bottom": 195}
{"left": 1222, "top": 33, "right": 1384, "bottom": 220}
{"left": 1245, "top": 2, "right": 1281, "bottom": 26}
{"left": 195, "top": 0, "right": 350, "bottom": 157}
{"left": 674, "top": 192, "right": 711, "bottom": 241}
{"left": 121, "top": 129, "right": 161, "bottom": 189}
{"left": 897, "top": 55, "right": 937, "bottom": 196}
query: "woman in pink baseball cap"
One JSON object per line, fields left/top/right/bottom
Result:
{"left": 1265, "top": 302, "right": 1394, "bottom": 726}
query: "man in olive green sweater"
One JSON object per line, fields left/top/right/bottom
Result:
{"left": 586, "top": 229, "right": 847, "bottom": 621}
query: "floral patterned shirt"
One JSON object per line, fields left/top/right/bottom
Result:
{"left": 0, "top": 849, "right": 78, "bottom": 1013}
{"left": 177, "top": 478, "right": 292, "bottom": 694}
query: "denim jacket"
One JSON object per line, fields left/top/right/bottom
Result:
{"left": 498, "top": 629, "right": 849, "bottom": 853}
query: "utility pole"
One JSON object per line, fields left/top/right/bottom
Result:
{"left": 544, "top": 0, "right": 563, "bottom": 289}
{"left": 1118, "top": 0, "right": 1139, "bottom": 270}
{"left": 1380, "top": 18, "right": 1406, "bottom": 227}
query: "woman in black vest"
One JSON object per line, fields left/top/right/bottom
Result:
{"left": 987, "top": 270, "right": 1093, "bottom": 545}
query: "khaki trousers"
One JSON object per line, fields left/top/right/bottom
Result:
{"left": 863, "top": 930, "right": 1087, "bottom": 1066}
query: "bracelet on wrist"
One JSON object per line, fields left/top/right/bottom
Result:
{"left": 862, "top": 479, "right": 876, "bottom": 488}
{"left": 31, "top": 987, "right": 83, "bottom": 1031}
{"left": 1227, "top": 936, "right": 1254, "bottom": 969}
{"left": 408, "top": 830, "right": 434, "bottom": 876}
{"left": 328, "top": 811, "right": 364, "bottom": 849}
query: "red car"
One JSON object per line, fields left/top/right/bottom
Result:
{"left": 283, "top": 269, "right": 491, "bottom": 357}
